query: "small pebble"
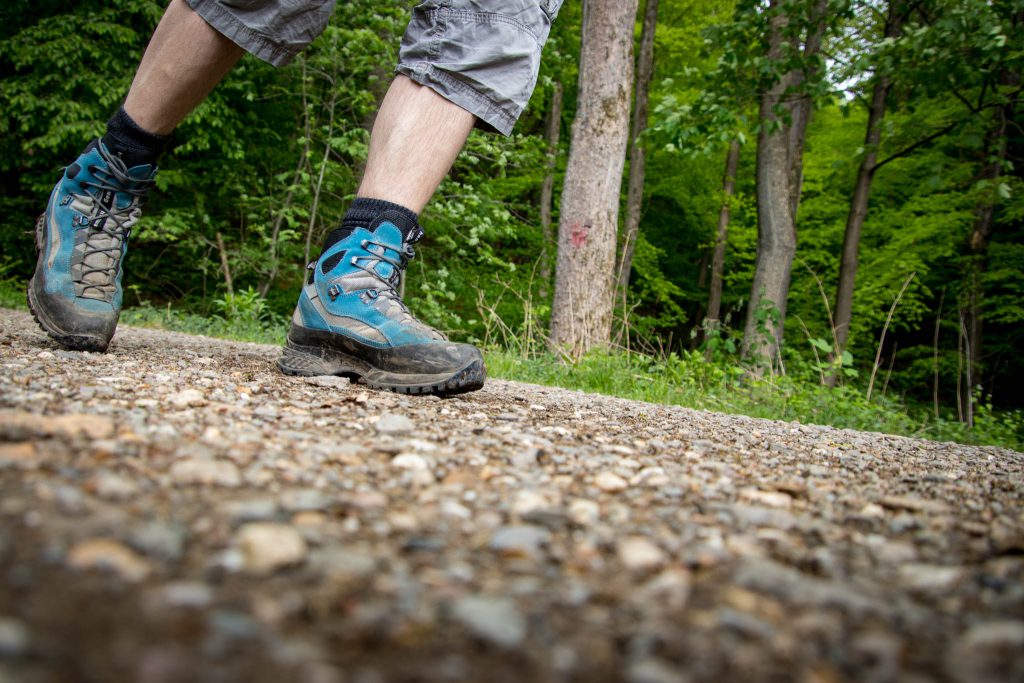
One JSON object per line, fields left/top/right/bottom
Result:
{"left": 235, "top": 523, "right": 308, "bottom": 574}
{"left": 617, "top": 536, "right": 667, "bottom": 573}
{"left": 168, "top": 389, "right": 206, "bottom": 409}
{"left": 376, "top": 413, "right": 415, "bottom": 435}
{"left": 452, "top": 596, "right": 527, "bottom": 649}
{"left": 170, "top": 458, "right": 241, "bottom": 487}
{"left": 594, "top": 472, "right": 628, "bottom": 493}
{"left": 0, "top": 616, "right": 30, "bottom": 657}
{"left": 67, "top": 538, "right": 152, "bottom": 582}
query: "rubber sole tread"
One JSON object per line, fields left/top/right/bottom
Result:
{"left": 277, "top": 343, "right": 485, "bottom": 396}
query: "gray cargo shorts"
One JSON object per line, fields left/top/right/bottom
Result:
{"left": 185, "top": 0, "right": 563, "bottom": 135}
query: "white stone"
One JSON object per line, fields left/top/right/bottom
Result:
{"left": 594, "top": 471, "right": 628, "bottom": 493}
{"left": 170, "top": 458, "right": 241, "bottom": 487}
{"left": 617, "top": 536, "right": 667, "bottom": 573}
{"left": 568, "top": 499, "right": 600, "bottom": 526}
{"left": 236, "top": 523, "right": 308, "bottom": 574}
{"left": 512, "top": 489, "right": 553, "bottom": 517}
{"left": 391, "top": 453, "right": 429, "bottom": 470}
{"left": 898, "top": 563, "right": 964, "bottom": 592}
{"left": 739, "top": 487, "right": 793, "bottom": 509}
{"left": 304, "top": 376, "right": 350, "bottom": 388}
{"left": 168, "top": 389, "right": 206, "bottom": 409}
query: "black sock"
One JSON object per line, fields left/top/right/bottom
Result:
{"left": 101, "top": 106, "right": 170, "bottom": 168}
{"left": 317, "top": 198, "right": 420, "bottom": 274}
{"left": 321, "top": 198, "right": 420, "bottom": 253}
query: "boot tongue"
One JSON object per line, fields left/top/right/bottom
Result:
{"left": 368, "top": 209, "right": 423, "bottom": 245}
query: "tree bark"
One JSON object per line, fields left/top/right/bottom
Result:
{"left": 741, "top": 0, "right": 827, "bottom": 371}
{"left": 549, "top": 0, "right": 640, "bottom": 357}
{"left": 828, "top": 1, "right": 903, "bottom": 386}
{"left": 215, "top": 231, "right": 234, "bottom": 296}
{"left": 539, "top": 83, "right": 563, "bottom": 301}
{"left": 705, "top": 139, "right": 740, "bottom": 331}
{"left": 960, "top": 100, "right": 1011, "bottom": 424}
{"left": 615, "top": 0, "right": 659, "bottom": 300}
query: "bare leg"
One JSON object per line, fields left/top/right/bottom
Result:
{"left": 123, "top": 0, "right": 245, "bottom": 135}
{"left": 358, "top": 75, "right": 476, "bottom": 213}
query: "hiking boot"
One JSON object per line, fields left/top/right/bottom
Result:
{"left": 277, "top": 211, "right": 485, "bottom": 395}
{"left": 28, "top": 140, "right": 156, "bottom": 352}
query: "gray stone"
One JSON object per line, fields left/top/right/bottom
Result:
{"left": 90, "top": 471, "right": 141, "bottom": 501}
{"left": 898, "top": 564, "right": 965, "bottom": 593}
{"left": 733, "top": 558, "right": 884, "bottom": 618}
{"left": 130, "top": 521, "right": 187, "bottom": 561}
{"left": 0, "top": 617, "right": 30, "bottom": 657}
{"left": 311, "top": 547, "right": 378, "bottom": 581}
{"left": 280, "top": 489, "right": 331, "bottom": 513}
{"left": 170, "top": 458, "right": 241, "bottom": 487}
{"left": 223, "top": 498, "right": 280, "bottom": 524}
{"left": 376, "top": 413, "right": 415, "bottom": 435}
{"left": 452, "top": 596, "right": 526, "bottom": 648}
{"left": 948, "top": 620, "right": 1024, "bottom": 683}
{"left": 489, "top": 525, "right": 551, "bottom": 560}
{"left": 146, "top": 581, "right": 214, "bottom": 610}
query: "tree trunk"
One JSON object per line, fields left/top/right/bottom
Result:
{"left": 615, "top": 0, "right": 659, "bottom": 300}
{"left": 960, "top": 101, "right": 1011, "bottom": 424}
{"left": 549, "top": 0, "right": 640, "bottom": 357}
{"left": 741, "top": 0, "right": 827, "bottom": 371}
{"left": 829, "top": 1, "right": 903, "bottom": 386}
{"left": 539, "top": 83, "right": 563, "bottom": 301}
{"left": 705, "top": 139, "right": 740, "bottom": 330}
{"left": 215, "top": 232, "right": 234, "bottom": 296}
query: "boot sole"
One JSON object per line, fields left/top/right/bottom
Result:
{"left": 28, "top": 214, "right": 110, "bottom": 353}
{"left": 277, "top": 339, "right": 485, "bottom": 396}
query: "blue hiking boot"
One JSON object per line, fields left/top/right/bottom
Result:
{"left": 277, "top": 211, "right": 485, "bottom": 395}
{"left": 28, "top": 140, "right": 156, "bottom": 351}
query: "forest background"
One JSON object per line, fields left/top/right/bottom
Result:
{"left": 0, "top": 0, "right": 1022, "bottom": 450}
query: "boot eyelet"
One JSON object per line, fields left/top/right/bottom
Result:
{"left": 327, "top": 284, "right": 341, "bottom": 301}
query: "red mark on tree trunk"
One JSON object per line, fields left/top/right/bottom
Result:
{"left": 570, "top": 223, "right": 590, "bottom": 248}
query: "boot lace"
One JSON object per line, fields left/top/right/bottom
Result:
{"left": 72, "top": 145, "right": 155, "bottom": 298}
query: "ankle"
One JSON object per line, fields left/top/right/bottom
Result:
{"left": 321, "top": 198, "right": 419, "bottom": 254}
{"left": 101, "top": 106, "right": 170, "bottom": 168}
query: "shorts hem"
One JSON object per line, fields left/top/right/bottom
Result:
{"left": 185, "top": 0, "right": 299, "bottom": 67}
{"left": 395, "top": 63, "right": 518, "bottom": 137}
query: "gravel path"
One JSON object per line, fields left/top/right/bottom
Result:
{"left": 1, "top": 307, "right": 1022, "bottom": 683}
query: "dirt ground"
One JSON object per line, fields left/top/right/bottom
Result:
{"left": 1, "top": 307, "right": 1022, "bottom": 683}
